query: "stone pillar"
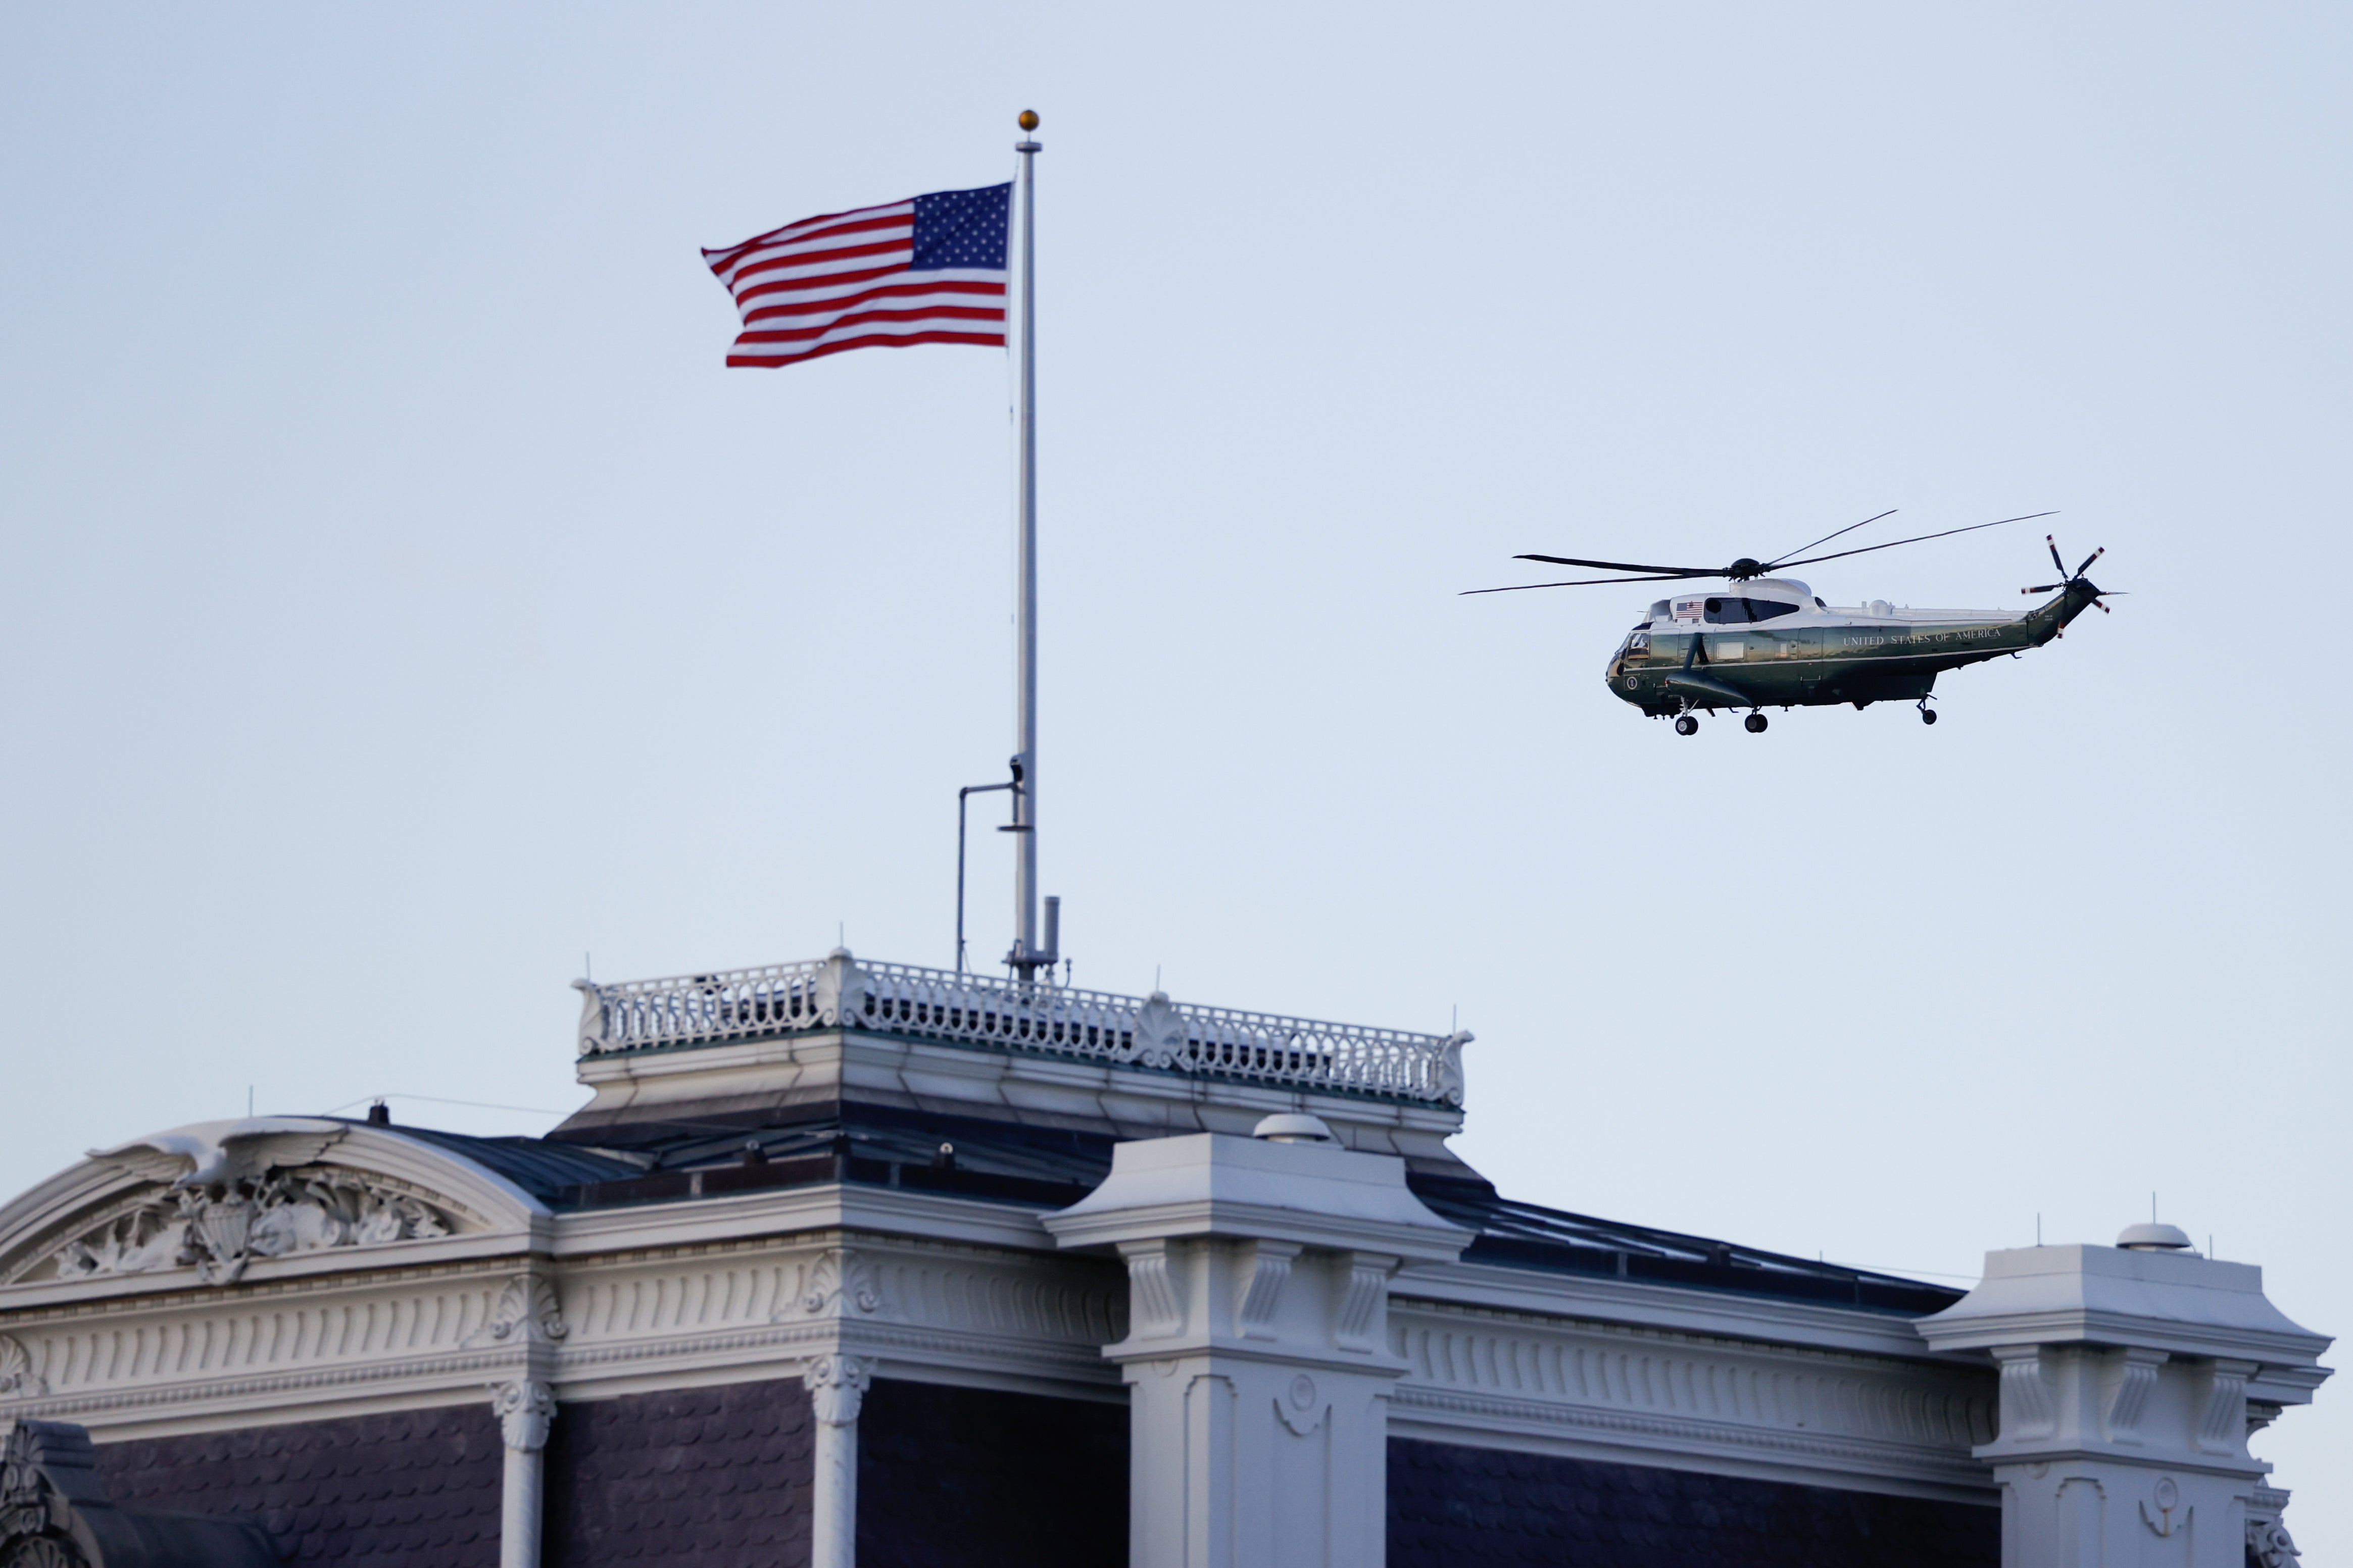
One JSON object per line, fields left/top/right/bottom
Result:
{"left": 804, "top": 1351, "right": 873, "bottom": 1568}
{"left": 1918, "top": 1226, "right": 2331, "bottom": 1568}
{"left": 489, "top": 1378, "right": 555, "bottom": 1568}
{"left": 1045, "top": 1120, "right": 1469, "bottom": 1568}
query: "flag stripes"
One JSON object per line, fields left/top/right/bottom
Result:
{"left": 702, "top": 185, "right": 1010, "bottom": 368}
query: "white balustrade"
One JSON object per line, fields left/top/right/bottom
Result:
{"left": 573, "top": 952, "right": 1469, "bottom": 1106}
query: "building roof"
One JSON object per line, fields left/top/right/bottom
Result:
{"left": 398, "top": 1106, "right": 1957, "bottom": 1319}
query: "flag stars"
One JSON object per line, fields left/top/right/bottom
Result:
{"left": 910, "top": 184, "right": 1011, "bottom": 273}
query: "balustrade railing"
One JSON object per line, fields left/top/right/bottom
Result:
{"left": 573, "top": 952, "right": 1468, "bottom": 1106}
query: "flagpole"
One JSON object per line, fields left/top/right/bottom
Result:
{"left": 1009, "top": 110, "right": 1043, "bottom": 979}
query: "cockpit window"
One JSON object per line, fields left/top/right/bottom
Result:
{"left": 1703, "top": 597, "right": 1800, "bottom": 624}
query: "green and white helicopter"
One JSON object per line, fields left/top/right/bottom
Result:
{"left": 1469, "top": 512, "right": 2114, "bottom": 734}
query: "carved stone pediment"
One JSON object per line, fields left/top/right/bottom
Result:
{"left": 9, "top": 1166, "right": 464, "bottom": 1289}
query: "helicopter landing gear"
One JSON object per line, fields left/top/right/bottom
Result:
{"left": 1744, "top": 713, "right": 1768, "bottom": 734}
{"left": 1918, "top": 698, "right": 1938, "bottom": 726}
{"left": 1674, "top": 715, "right": 1699, "bottom": 736}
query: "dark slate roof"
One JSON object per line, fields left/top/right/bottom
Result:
{"left": 92, "top": 1402, "right": 504, "bottom": 1566}
{"left": 543, "top": 1377, "right": 812, "bottom": 1567}
{"left": 379, "top": 1108, "right": 1958, "bottom": 1318}
{"left": 551, "top": 1104, "right": 1114, "bottom": 1212}
{"left": 1407, "top": 1174, "right": 1963, "bottom": 1317}
{"left": 1388, "top": 1436, "right": 1998, "bottom": 1568}
{"left": 352, "top": 1121, "right": 648, "bottom": 1202}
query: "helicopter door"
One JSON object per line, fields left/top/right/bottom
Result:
{"left": 1778, "top": 627, "right": 1825, "bottom": 685}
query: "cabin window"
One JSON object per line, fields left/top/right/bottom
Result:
{"left": 1703, "top": 597, "right": 1800, "bottom": 624}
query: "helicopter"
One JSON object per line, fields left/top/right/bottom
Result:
{"left": 1467, "top": 511, "right": 2114, "bottom": 734}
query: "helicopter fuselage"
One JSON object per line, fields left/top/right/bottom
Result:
{"left": 1604, "top": 575, "right": 2103, "bottom": 717}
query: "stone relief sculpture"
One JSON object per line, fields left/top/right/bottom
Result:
{"left": 23, "top": 1123, "right": 456, "bottom": 1288}
{"left": 471, "top": 1274, "right": 568, "bottom": 1349}
{"left": 0, "top": 1341, "right": 43, "bottom": 1401}
{"left": 2248, "top": 1518, "right": 2301, "bottom": 1567}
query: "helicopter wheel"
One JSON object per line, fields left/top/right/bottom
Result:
{"left": 1744, "top": 713, "right": 1768, "bottom": 734}
{"left": 1674, "top": 715, "right": 1698, "bottom": 736}
{"left": 1919, "top": 703, "right": 1938, "bottom": 726}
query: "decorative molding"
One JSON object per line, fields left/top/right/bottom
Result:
{"left": 471, "top": 1275, "right": 567, "bottom": 1351}
{"left": 1233, "top": 1242, "right": 1298, "bottom": 1342}
{"left": 1989, "top": 1345, "right": 2054, "bottom": 1439}
{"left": 0, "top": 1230, "right": 1125, "bottom": 1431}
{"left": 2103, "top": 1347, "right": 2166, "bottom": 1444}
{"left": 777, "top": 1248, "right": 881, "bottom": 1323}
{"left": 1119, "top": 1242, "right": 1182, "bottom": 1340}
{"left": 1390, "top": 1299, "right": 1995, "bottom": 1492}
{"left": 0, "top": 1338, "right": 43, "bottom": 1400}
{"left": 1273, "top": 1373, "right": 1327, "bottom": 1436}
{"left": 1434, "top": 1031, "right": 1470, "bottom": 1108}
{"left": 1333, "top": 1253, "right": 1397, "bottom": 1354}
{"left": 489, "top": 1378, "right": 555, "bottom": 1451}
{"left": 1, "top": 1420, "right": 52, "bottom": 1531}
{"left": 0, "top": 1307, "right": 1119, "bottom": 1436}
{"left": 2137, "top": 1475, "right": 2188, "bottom": 1538}
{"left": 1403, "top": 1257, "right": 1963, "bottom": 1363}
{"left": 2248, "top": 1515, "right": 2302, "bottom": 1567}
{"left": 803, "top": 1353, "right": 872, "bottom": 1426}
{"left": 1128, "top": 993, "right": 1185, "bottom": 1070}
{"left": 1392, "top": 1384, "right": 1988, "bottom": 1493}
{"left": 2196, "top": 1358, "right": 2256, "bottom": 1455}
{"left": 28, "top": 1169, "right": 455, "bottom": 1288}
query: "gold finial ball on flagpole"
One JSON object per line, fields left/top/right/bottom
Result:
{"left": 1018, "top": 110, "right": 1039, "bottom": 131}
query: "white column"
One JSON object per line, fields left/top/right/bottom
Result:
{"left": 490, "top": 1378, "right": 554, "bottom": 1568}
{"left": 1045, "top": 1123, "right": 1470, "bottom": 1568}
{"left": 805, "top": 1352, "right": 874, "bottom": 1568}
{"left": 1918, "top": 1229, "right": 2332, "bottom": 1568}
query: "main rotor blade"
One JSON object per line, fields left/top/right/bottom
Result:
{"left": 2074, "top": 546, "right": 2104, "bottom": 577}
{"left": 1512, "top": 553, "right": 1713, "bottom": 576}
{"left": 1763, "top": 509, "right": 1897, "bottom": 571}
{"left": 1460, "top": 572, "right": 1699, "bottom": 595}
{"left": 1775, "top": 512, "right": 2058, "bottom": 573}
{"left": 2047, "top": 535, "right": 2067, "bottom": 576}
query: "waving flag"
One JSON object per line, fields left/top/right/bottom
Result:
{"left": 701, "top": 183, "right": 1010, "bottom": 368}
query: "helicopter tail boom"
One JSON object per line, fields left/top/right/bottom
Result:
{"left": 2023, "top": 577, "right": 2104, "bottom": 645}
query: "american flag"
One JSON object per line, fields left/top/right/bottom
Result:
{"left": 702, "top": 184, "right": 1011, "bottom": 368}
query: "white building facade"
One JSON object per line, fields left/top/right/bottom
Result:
{"left": 0, "top": 950, "right": 2327, "bottom": 1567}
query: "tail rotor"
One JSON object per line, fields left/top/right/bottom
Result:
{"left": 2021, "top": 534, "right": 2118, "bottom": 633}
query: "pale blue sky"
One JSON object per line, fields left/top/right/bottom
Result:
{"left": 4, "top": 2, "right": 2346, "bottom": 1545}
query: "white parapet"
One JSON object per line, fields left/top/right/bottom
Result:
{"left": 573, "top": 949, "right": 1473, "bottom": 1107}
{"left": 1916, "top": 1230, "right": 2332, "bottom": 1568}
{"left": 1044, "top": 1118, "right": 1472, "bottom": 1568}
